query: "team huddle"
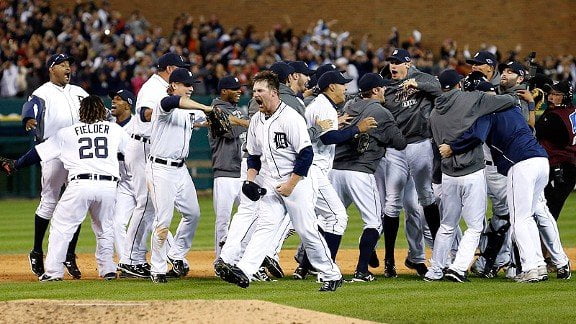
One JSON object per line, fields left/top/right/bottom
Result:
{"left": 0, "top": 48, "right": 573, "bottom": 291}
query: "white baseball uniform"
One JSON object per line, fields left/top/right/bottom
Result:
{"left": 23, "top": 82, "right": 88, "bottom": 220}
{"left": 305, "top": 94, "right": 348, "bottom": 236}
{"left": 236, "top": 103, "right": 341, "bottom": 281}
{"left": 147, "top": 95, "right": 206, "bottom": 275}
{"left": 113, "top": 116, "right": 137, "bottom": 261}
{"left": 121, "top": 74, "right": 169, "bottom": 265}
{"left": 36, "top": 121, "right": 129, "bottom": 278}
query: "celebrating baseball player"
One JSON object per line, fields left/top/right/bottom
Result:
{"left": 381, "top": 48, "right": 443, "bottom": 277}
{"left": 146, "top": 68, "right": 213, "bottom": 283}
{"left": 425, "top": 69, "right": 517, "bottom": 282}
{"left": 21, "top": 53, "right": 88, "bottom": 279}
{"left": 330, "top": 72, "right": 407, "bottom": 282}
{"left": 108, "top": 90, "right": 138, "bottom": 270}
{"left": 209, "top": 76, "right": 248, "bottom": 259}
{"left": 216, "top": 71, "right": 343, "bottom": 291}
{"left": 4, "top": 95, "right": 129, "bottom": 281}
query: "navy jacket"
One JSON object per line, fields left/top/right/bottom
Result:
{"left": 450, "top": 106, "right": 547, "bottom": 176}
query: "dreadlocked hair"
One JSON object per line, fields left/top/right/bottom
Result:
{"left": 79, "top": 95, "right": 107, "bottom": 124}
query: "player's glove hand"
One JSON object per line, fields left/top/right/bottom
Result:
{"left": 0, "top": 156, "right": 16, "bottom": 176}
{"left": 207, "top": 106, "right": 233, "bottom": 137}
{"left": 242, "top": 180, "right": 267, "bottom": 201}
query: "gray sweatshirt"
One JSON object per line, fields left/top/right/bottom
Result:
{"left": 209, "top": 98, "right": 247, "bottom": 178}
{"left": 429, "top": 89, "right": 516, "bottom": 177}
{"left": 500, "top": 83, "right": 529, "bottom": 122}
{"left": 333, "top": 98, "right": 407, "bottom": 173}
{"left": 384, "top": 66, "right": 442, "bottom": 143}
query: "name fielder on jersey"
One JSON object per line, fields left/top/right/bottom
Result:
{"left": 74, "top": 124, "right": 110, "bottom": 136}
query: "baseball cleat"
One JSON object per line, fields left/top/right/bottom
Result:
{"left": 423, "top": 275, "right": 442, "bottom": 282}
{"left": 293, "top": 266, "right": 309, "bottom": 280}
{"left": 168, "top": 257, "right": 189, "bottom": 277}
{"left": 557, "top": 262, "right": 571, "bottom": 280}
{"left": 405, "top": 259, "right": 428, "bottom": 277}
{"left": 150, "top": 273, "right": 168, "bottom": 283}
{"left": 319, "top": 277, "right": 343, "bottom": 292}
{"left": 103, "top": 272, "right": 117, "bottom": 280}
{"left": 38, "top": 274, "right": 62, "bottom": 282}
{"left": 218, "top": 262, "right": 250, "bottom": 288}
{"left": 383, "top": 259, "right": 397, "bottom": 278}
{"left": 514, "top": 268, "right": 540, "bottom": 283}
{"left": 117, "top": 263, "right": 150, "bottom": 278}
{"left": 352, "top": 271, "right": 376, "bottom": 282}
{"left": 368, "top": 250, "right": 380, "bottom": 268}
{"left": 537, "top": 265, "right": 549, "bottom": 281}
{"left": 252, "top": 267, "right": 272, "bottom": 282}
{"left": 29, "top": 250, "right": 44, "bottom": 277}
{"left": 64, "top": 253, "right": 81, "bottom": 279}
{"left": 444, "top": 268, "right": 470, "bottom": 283}
{"left": 263, "top": 256, "right": 284, "bottom": 278}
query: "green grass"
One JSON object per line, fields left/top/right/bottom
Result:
{"left": 0, "top": 194, "right": 575, "bottom": 323}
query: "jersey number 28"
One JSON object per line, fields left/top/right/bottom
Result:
{"left": 78, "top": 137, "right": 108, "bottom": 159}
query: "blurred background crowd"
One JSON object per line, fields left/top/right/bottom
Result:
{"left": 0, "top": 0, "right": 575, "bottom": 99}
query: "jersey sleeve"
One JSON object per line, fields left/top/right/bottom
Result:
{"left": 246, "top": 114, "right": 262, "bottom": 156}
{"left": 286, "top": 111, "right": 312, "bottom": 152}
{"left": 450, "top": 115, "right": 492, "bottom": 154}
{"left": 35, "top": 131, "right": 62, "bottom": 162}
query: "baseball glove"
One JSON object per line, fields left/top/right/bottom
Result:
{"left": 207, "top": 106, "right": 232, "bottom": 137}
{"left": 0, "top": 156, "right": 16, "bottom": 175}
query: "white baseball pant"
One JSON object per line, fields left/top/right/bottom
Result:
{"left": 36, "top": 159, "right": 68, "bottom": 219}
{"left": 213, "top": 176, "right": 242, "bottom": 258}
{"left": 147, "top": 161, "right": 200, "bottom": 275}
{"left": 534, "top": 193, "right": 570, "bottom": 267}
{"left": 113, "top": 177, "right": 136, "bottom": 261}
{"left": 44, "top": 180, "right": 117, "bottom": 278}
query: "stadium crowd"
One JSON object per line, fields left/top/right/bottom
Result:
{"left": 0, "top": 0, "right": 575, "bottom": 99}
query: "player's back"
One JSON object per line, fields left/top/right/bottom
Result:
{"left": 38, "top": 121, "right": 129, "bottom": 179}
{"left": 305, "top": 94, "right": 338, "bottom": 171}
{"left": 133, "top": 74, "right": 169, "bottom": 137}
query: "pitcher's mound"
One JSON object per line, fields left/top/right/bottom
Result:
{"left": 1, "top": 299, "right": 376, "bottom": 323}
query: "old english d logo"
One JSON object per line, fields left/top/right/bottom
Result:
{"left": 274, "top": 132, "right": 288, "bottom": 149}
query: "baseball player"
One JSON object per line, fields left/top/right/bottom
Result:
{"left": 216, "top": 71, "right": 343, "bottom": 291}
{"left": 293, "top": 71, "right": 378, "bottom": 278}
{"left": 441, "top": 82, "right": 571, "bottom": 281}
{"left": 5, "top": 95, "right": 129, "bottom": 281}
{"left": 209, "top": 76, "right": 248, "bottom": 259}
{"left": 425, "top": 69, "right": 516, "bottom": 282}
{"left": 21, "top": 53, "right": 88, "bottom": 279}
{"left": 108, "top": 90, "right": 137, "bottom": 270}
{"left": 330, "top": 72, "right": 407, "bottom": 282}
{"left": 381, "top": 48, "right": 442, "bottom": 277}
{"left": 119, "top": 53, "right": 190, "bottom": 278}
{"left": 466, "top": 51, "right": 500, "bottom": 87}
{"left": 146, "top": 68, "right": 213, "bottom": 283}
{"left": 303, "top": 63, "right": 337, "bottom": 106}
{"left": 498, "top": 61, "right": 536, "bottom": 127}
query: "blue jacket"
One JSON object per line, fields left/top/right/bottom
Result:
{"left": 450, "top": 107, "right": 547, "bottom": 176}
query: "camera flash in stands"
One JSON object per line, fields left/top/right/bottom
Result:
{"left": 104, "top": 29, "right": 111, "bottom": 35}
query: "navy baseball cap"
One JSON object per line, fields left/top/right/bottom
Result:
{"left": 499, "top": 61, "right": 526, "bottom": 78}
{"left": 46, "top": 53, "right": 75, "bottom": 68}
{"left": 169, "top": 68, "right": 200, "bottom": 85}
{"left": 466, "top": 51, "right": 497, "bottom": 67}
{"left": 288, "top": 61, "right": 315, "bottom": 76}
{"left": 317, "top": 70, "right": 352, "bottom": 91}
{"left": 157, "top": 53, "right": 191, "bottom": 69}
{"left": 438, "top": 69, "right": 463, "bottom": 90}
{"left": 476, "top": 81, "right": 496, "bottom": 92}
{"left": 218, "top": 75, "right": 241, "bottom": 92}
{"left": 308, "top": 63, "right": 337, "bottom": 88}
{"left": 269, "top": 62, "right": 295, "bottom": 83}
{"left": 109, "top": 89, "right": 136, "bottom": 108}
{"left": 358, "top": 73, "right": 387, "bottom": 92}
{"left": 385, "top": 48, "right": 411, "bottom": 63}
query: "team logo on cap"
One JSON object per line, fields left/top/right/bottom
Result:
{"left": 393, "top": 50, "right": 398, "bottom": 55}
{"left": 486, "top": 58, "right": 493, "bottom": 64}
{"left": 235, "top": 77, "right": 239, "bottom": 82}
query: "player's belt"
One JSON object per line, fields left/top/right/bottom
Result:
{"left": 485, "top": 160, "right": 494, "bottom": 166}
{"left": 70, "top": 174, "right": 119, "bottom": 181}
{"left": 149, "top": 156, "right": 185, "bottom": 168}
{"left": 130, "top": 134, "right": 150, "bottom": 144}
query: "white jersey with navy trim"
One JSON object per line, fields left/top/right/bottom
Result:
{"left": 134, "top": 74, "right": 169, "bottom": 138}
{"left": 25, "top": 82, "right": 88, "bottom": 141}
{"left": 149, "top": 96, "right": 207, "bottom": 160}
{"left": 305, "top": 94, "right": 339, "bottom": 172}
{"left": 247, "top": 102, "right": 312, "bottom": 182}
{"left": 35, "top": 121, "right": 129, "bottom": 179}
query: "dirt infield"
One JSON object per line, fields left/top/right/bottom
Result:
{"left": 0, "top": 299, "right": 376, "bottom": 323}
{"left": 2, "top": 248, "right": 574, "bottom": 282}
